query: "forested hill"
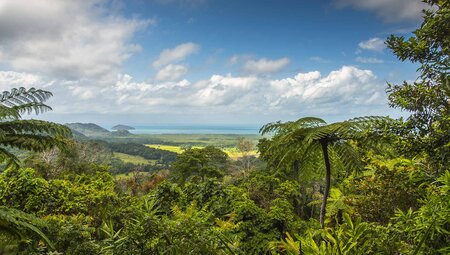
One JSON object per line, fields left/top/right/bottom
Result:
{"left": 65, "top": 123, "right": 110, "bottom": 137}
{"left": 112, "top": 124, "right": 135, "bottom": 131}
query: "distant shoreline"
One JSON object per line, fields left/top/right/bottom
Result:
{"left": 107, "top": 125, "right": 261, "bottom": 135}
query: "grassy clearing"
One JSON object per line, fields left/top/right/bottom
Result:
{"left": 113, "top": 152, "right": 156, "bottom": 165}
{"left": 222, "top": 147, "right": 258, "bottom": 159}
{"left": 145, "top": 144, "right": 258, "bottom": 160}
{"left": 115, "top": 171, "right": 153, "bottom": 180}
{"left": 146, "top": 144, "right": 202, "bottom": 153}
{"left": 132, "top": 134, "right": 261, "bottom": 146}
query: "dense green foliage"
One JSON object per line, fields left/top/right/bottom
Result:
{"left": 105, "top": 142, "right": 177, "bottom": 164}
{"left": 0, "top": 1, "right": 449, "bottom": 254}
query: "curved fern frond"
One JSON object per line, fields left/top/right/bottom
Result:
{"left": 0, "top": 134, "right": 68, "bottom": 152}
{"left": 0, "top": 86, "right": 72, "bottom": 169}
{"left": 0, "top": 120, "right": 72, "bottom": 137}
{"left": 332, "top": 142, "right": 362, "bottom": 175}
{"left": 260, "top": 121, "right": 286, "bottom": 135}
{"left": 293, "top": 117, "right": 327, "bottom": 128}
{"left": 260, "top": 117, "right": 327, "bottom": 136}
{"left": 1, "top": 87, "right": 52, "bottom": 106}
{"left": 0, "top": 206, "right": 54, "bottom": 249}
{"left": 0, "top": 147, "right": 20, "bottom": 169}
{"left": 0, "top": 105, "right": 20, "bottom": 120}
{"left": 260, "top": 115, "right": 384, "bottom": 180}
{"left": 12, "top": 102, "right": 53, "bottom": 115}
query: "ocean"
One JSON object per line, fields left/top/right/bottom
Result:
{"left": 111, "top": 125, "right": 261, "bottom": 135}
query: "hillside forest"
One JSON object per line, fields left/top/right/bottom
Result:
{"left": 0, "top": 1, "right": 449, "bottom": 254}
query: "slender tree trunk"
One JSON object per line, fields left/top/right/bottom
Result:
{"left": 320, "top": 141, "right": 331, "bottom": 228}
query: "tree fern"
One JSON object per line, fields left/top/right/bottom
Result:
{"left": 0, "top": 87, "right": 71, "bottom": 169}
{"left": 259, "top": 116, "right": 389, "bottom": 228}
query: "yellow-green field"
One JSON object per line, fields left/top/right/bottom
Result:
{"left": 146, "top": 144, "right": 258, "bottom": 159}
{"left": 113, "top": 152, "right": 156, "bottom": 165}
{"left": 115, "top": 171, "right": 153, "bottom": 180}
{"left": 146, "top": 144, "right": 202, "bottom": 153}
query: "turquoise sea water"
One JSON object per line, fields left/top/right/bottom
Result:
{"left": 111, "top": 125, "right": 261, "bottom": 135}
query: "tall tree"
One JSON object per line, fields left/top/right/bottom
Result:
{"left": 260, "top": 116, "right": 383, "bottom": 228}
{"left": 171, "top": 146, "right": 229, "bottom": 183}
{"left": 0, "top": 87, "right": 71, "bottom": 169}
{"left": 386, "top": 0, "right": 449, "bottom": 173}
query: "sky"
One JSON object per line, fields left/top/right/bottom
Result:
{"left": 0, "top": 0, "right": 430, "bottom": 126}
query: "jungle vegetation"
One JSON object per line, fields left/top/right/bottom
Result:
{"left": 0, "top": 0, "right": 449, "bottom": 254}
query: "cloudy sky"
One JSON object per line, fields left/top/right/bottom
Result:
{"left": 0, "top": 0, "right": 428, "bottom": 126}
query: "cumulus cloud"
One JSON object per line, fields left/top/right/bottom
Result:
{"left": 243, "top": 58, "right": 290, "bottom": 74}
{"left": 156, "top": 64, "right": 188, "bottom": 81}
{"left": 267, "top": 66, "right": 382, "bottom": 113}
{"left": 336, "top": 0, "right": 430, "bottom": 23}
{"left": 0, "top": 0, "right": 153, "bottom": 80}
{"left": 358, "top": 38, "right": 386, "bottom": 52}
{"left": 0, "top": 71, "right": 49, "bottom": 89}
{"left": 0, "top": 65, "right": 387, "bottom": 119}
{"left": 152, "top": 42, "right": 200, "bottom": 68}
{"left": 192, "top": 75, "right": 259, "bottom": 106}
{"left": 355, "top": 57, "right": 384, "bottom": 64}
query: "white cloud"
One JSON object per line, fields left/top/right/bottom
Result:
{"left": 267, "top": 66, "right": 382, "bottom": 112}
{"left": 309, "top": 56, "right": 330, "bottom": 63}
{"left": 355, "top": 57, "right": 384, "bottom": 64}
{"left": 156, "top": 64, "right": 188, "bottom": 81}
{"left": 0, "top": 66, "right": 385, "bottom": 115}
{"left": 152, "top": 42, "right": 200, "bottom": 68}
{"left": 0, "top": 71, "right": 48, "bottom": 89}
{"left": 1, "top": 65, "right": 385, "bottom": 117}
{"left": 227, "top": 54, "right": 253, "bottom": 66}
{"left": 336, "top": 0, "right": 430, "bottom": 23}
{"left": 243, "top": 57, "right": 290, "bottom": 74}
{"left": 228, "top": 55, "right": 241, "bottom": 65}
{"left": 0, "top": 0, "right": 152, "bottom": 80}
{"left": 358, "top": 38, "right": 386, "bottom": 52}
{"left": 0, "top": 65, "right": 386, "bottom": 119}
{"left": 152, "top": 0, "right": 209, "bottom": 8}
{"left": 192, "top": 75, "right": 259, "bottom": 106}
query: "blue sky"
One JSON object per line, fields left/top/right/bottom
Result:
{"left": 0, "top": 0, "right": 429, "bottom": 126}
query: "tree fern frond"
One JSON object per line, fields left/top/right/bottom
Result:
{"left": 12, "top": 102, "right": 53, "bottom": 115}
{"left": 0, "top": 119, "right": 72, "bottom": 137}
{"left": 0, "top": 147, "right": 20, "bottom": 169}
{"left": 0, "top": 206, "right": 54, "bottom": 249}
{"left": 0, "top": 134, "right": 68, "bottom": 152}
{"left": 0, "top": 98, "right": 71, "bottom": 168}
{"left": 293, "top": 117, "right": 327, "bottom": 128}
{"left": 0, "top": 87, "right": 53, "bottom": 106}
{"left": 333, "top": 142, "right": 362, "bottom": 174}
{"left": 0, "top": 105, "right": 20, "bottom": 120}
{"left": 260, "top": 121, "right": 287, "bottom": 135}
